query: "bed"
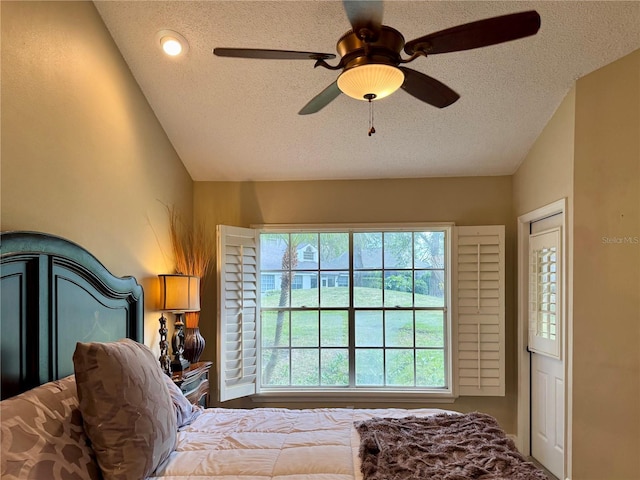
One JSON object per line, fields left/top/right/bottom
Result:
{"left": 0, "top": 231, "right": 547, "bottom": 480}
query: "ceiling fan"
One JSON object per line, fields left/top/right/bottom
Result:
{"left": 213, "top": 1, "right": 540, "bottom": 115}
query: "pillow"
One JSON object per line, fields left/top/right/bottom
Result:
{"left": 73, "top": 339, "right": 177, "bottom": 480}
{"left": 0, "top": 375, "right": 100, "bottom": 480}
{"left": 161, "top": 375, "right": 203, "bottom": 429}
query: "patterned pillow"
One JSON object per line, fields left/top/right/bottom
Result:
{"left": 0, "top": 375, "right": 100, "bottom": 480}
{"left": 161, "top": 375, "right": 203, "bottom": 429}
{"left": 73, "top": 339, "right": 177, "bottom": 480}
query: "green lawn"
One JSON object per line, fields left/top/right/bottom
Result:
{"left": 260, "top": 287, "right": 446, "bottom": 388}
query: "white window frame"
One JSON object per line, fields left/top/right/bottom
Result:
{"left": 218, "top": 223, "right": 505, "bottom": 403}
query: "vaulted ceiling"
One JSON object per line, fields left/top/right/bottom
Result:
{"left": 95, "top": 1, "right": 640, "bottom": 181}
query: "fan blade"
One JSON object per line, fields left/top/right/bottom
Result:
{"left": 213, "top": 48, "right": 335, "bottom": 60}
{"left": 343, "top": 0, "right": 383, "bottom": 39}
{"left": 399, "top": 67, "right": 459, "bottom": 108}
{"left": 299, "top": 81, "right": 342, "bottom": 115}
{"left": 404, "top": 10, "right": 540, "bottom": 55}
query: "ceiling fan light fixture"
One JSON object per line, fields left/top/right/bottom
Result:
{"left": 157, "top": 29, "right": 189, "bottom": 57}
{"left": 337, "top": 64, "right": 404, "bottom": 101}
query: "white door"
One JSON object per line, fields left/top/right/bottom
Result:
{"left": 531, "top": 351, "right": 564, "bottom": 477}
{"left": 529, "top": 216, "right": 564, "bottom": 479}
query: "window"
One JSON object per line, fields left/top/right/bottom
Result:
{"left": 302, "top": 245, "right": 316, "bottom": 262}
{"left": 259, "top": 228, "right": 448, "bottom": 390}
{"left": 217, "top": 224, "right": 505, "bottom": 402}
{"left": 261, "top": 274, "right": 275, "bottom": 292}
{"left": 291, "top": 274, "right": 303, "bottom": 290}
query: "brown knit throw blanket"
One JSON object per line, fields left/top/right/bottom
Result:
{"left": 356, "top": 412, "right": 549, "bottom": 480}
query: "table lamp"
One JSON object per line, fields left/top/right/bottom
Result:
{"left": 158, "top": 274, "right": 200, "bottom": 373}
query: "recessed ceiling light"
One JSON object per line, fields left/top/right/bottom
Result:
{"left": 156, "top": 29, "right": 189, "bottom": 57}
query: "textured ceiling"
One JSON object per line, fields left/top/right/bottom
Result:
{"left": 94, "top": 1, "right": 640, "bottom": 181}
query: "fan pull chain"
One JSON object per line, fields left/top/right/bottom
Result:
{"left": 365, "top": 93, "right": 376, "bottom": 136}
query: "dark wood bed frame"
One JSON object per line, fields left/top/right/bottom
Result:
{"left": 0, "top": 231, "right": 144, "bottom": 400}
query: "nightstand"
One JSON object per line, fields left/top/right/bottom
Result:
{"left": 172, "top": 361, "right": 212, "bottom": 407}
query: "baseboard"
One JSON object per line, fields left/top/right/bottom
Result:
{"left": 507, "top": 433, "right": 525, "bottom": 453}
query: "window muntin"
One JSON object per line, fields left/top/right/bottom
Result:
{"left": 259, "top": 228, "right": 449, "bottom": 390}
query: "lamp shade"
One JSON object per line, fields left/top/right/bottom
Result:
{"left": 158, "top": 274, "right": 200, "bottom": 312}
{"left": 337, "top": 64, "right": 405, "bottom": 101}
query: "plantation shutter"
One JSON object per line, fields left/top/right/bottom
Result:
{"left": 528, "top": 227, "right": 562, "bottom": 359}
{"left": 454, "top": 225, "right": 505, "bottom": 396}
{"left": 217, "top": 225, "right": 259, "bottom": 402}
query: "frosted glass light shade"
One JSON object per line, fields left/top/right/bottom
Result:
{"left": 158, "top": 274, "right": 200, "bottom": 312}
{"left": 337, "top": 64, "right": 405, "bottom": 101}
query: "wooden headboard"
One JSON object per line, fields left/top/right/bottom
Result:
{"left": 0, "top": 231, "right": 144, "bottom": 399}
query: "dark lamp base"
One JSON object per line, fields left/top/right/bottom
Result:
{"left": 171, "top": 356, "right": 190, "bottom": 373}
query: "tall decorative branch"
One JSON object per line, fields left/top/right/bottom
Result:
{"left": 168, "top": 206, "right": 214, "bottom": 362}
{"left": 168, "top": 207, "right": 214, "bottom": 323}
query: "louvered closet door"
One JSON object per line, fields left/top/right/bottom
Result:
{"left": 217, "top": 225, "right": 259, "bottom": 402}
{"left": 455, "top": 226, "right": 505, "bottom": 396}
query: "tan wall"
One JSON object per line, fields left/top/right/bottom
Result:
{"left": 512, "top": 86, "right": 575, "bottom": 476}
{"left": 513, "top": 88, "right": 575, "bottom": 216}
{"left": 513, "top": 50, "right": 640, "bottom": 477}
{"left": 1, "top": 1, "right": 194, "bottom": 351}
{"left": 572, "top": 49, "right": 640, "bottom": 479}
{"left": 194, "top": 176, "right": 518, "bottom": 430}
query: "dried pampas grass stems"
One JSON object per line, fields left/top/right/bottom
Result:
{"left": 168, "top": 206, "right": 214, "bottom": 328}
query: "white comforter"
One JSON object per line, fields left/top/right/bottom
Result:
{"left": 150, "top": 407, "right": 450, "bottom": 480}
